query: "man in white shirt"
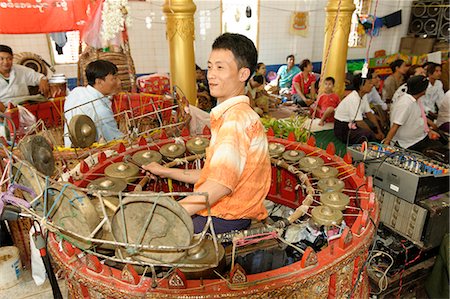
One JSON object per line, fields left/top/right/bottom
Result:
{"left": 423, "top": 62, "right": 445, "bottom": 117}
{"left": 64, "top": 60, "right": 123, "bottom": 147}
{"left": 0, "top": 44, "right": 49, "bottom": 108}
{"left": 436, "top": 90, "right": 450, "bottom": 133}
{"left": 334, "top": 72, "right": 384, "bottom": 145}
{"left": 384, "top": 75, "right": 441, "bottom": 152}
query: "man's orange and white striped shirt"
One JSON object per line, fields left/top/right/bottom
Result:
{"left": 196, "top": 95, "right": 270, "bottom": 220}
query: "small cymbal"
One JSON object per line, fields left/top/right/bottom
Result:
{"left": 186, "top": 137, "right": 210, "bottom": 154}
{"left": 68, "top": 114, "right": 97, "bottom": 148}
{"left": 298, "top": 156, "right": 324, "bottom": 172}
{"left": 159, "top": 143, "right": 186, "bottom": 159}
{"left": 104, "top": 162, "right": 139, "bottom": 182}
{"left": 317, "top": 178, "right": 345, "bottom": 193}
{"left": 268, "top": 143, "right": 285, "bottom": 157}
{"left": 311, "top": 166, "right": 339, "bottom": 179}
{"left": 19, "top": 135, "right": 55, "bottom": 176}
{"left": 132, "top": 150, "right": 162, "bottom": 166}
{"left": 282, "top": 150, "right": 305, "bottom": 162}
{"left": 320, "top": 192, "right": 350, "bottom": 211}
{"left": 87, "top": 177, "right": 127, "bottom": 193}
{"left": 311, "top": 205, "right": 343, "bottom": 227}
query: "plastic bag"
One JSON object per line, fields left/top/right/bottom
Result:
{"left": 29, "top": 226, "right": 46, "bottom": 286}
{"left": 17, "top": 105, "right": 37, "bottom": 135}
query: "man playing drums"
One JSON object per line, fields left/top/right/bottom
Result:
{"left": 143, "top": 33, "right": 271, "bottom": 234}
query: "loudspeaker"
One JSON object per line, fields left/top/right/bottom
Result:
{"left": 408, "top": 0, "right": 449, "bottom": 40}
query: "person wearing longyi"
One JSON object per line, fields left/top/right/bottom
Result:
{"left": 143, "top": 33, "right": 271, "bottom": 234}
{"left": 0, "top": 44, "right": 49, "bottom": 110}
{"left": 63, "top": 60, "right": 123, "bottom": 147}
{"left": 383, "top": 75, "right": 443, "bottom": 152}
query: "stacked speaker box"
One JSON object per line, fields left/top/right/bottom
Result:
{"left": 408, "top": 0, "right": 450, "bottom": 41}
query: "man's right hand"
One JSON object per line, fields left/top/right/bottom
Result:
{"left": 142, "top": 162, "right": 168, "bottom": 178}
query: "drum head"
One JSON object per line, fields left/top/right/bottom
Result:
{"left": 111, "top": 196, "right": 194, "bottom": 263}
{"left": 68, "top": 114, "right": 97, "bottom": 148}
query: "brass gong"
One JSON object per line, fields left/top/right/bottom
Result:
{"left": 186, "top": 137, "right": 210, "bottom": 154}
{"left": 132, "top": 150, "right": 162, "bottom": 166}
{"left": 311, "top": 205, "right": 343, "bottom": 227}
{"left": 320, "top": 192, "right": 350, "bottom": 211}
{"left": 68, "top": 114, "right": 97, "bottom": 148}
{"left": 111, "top": 196, "right": 194, "bottom": 263}
{"left": 298, "top": 156, "right": 324, "bottom": 172}
{"left": 49, "top": 183, "right": 100, "bottom": 249}
{"left": 317, "top": 178, "right": 345, "bottom": 193}
{"left": 268, "top": 143, "right": 285, "bottom": 157}
{"left": 311, "top": 166, "right": 339, "bottom": 179}
{"left": 178, "top": 238, "right": 226, "bottom": 279}
{"left": 87, "top": 177, "right": 127, "bottom": 193}
{"left": 282, "top": 150, "right": 305, "bottom": 162}
{"left": 18, "top": 135, "right": 55, "bottom": 176}
{"left": 104, "top": 162, "right": 140, "bottom": 182}
{"left": 159, "top": 143, "right": 186, "bottom": 159}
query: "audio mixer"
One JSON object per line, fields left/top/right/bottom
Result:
{"left": 348, "top": 144, "right": 449, "bottom": 203}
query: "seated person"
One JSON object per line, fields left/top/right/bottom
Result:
{"left": 435, "top": 90, "right": 449, "bottom": 134}
{"left": 255, "top": 62, "right": 267, "bottom": 85}
{"left": 382, "top": 59, "right": 408, "bottom": 104}
{"left": 311, "top": 76, "right": 340, "bottom": 126}
{"left": 143, "top": 33, "right": 270, "bottom": 234}
{"left": 196, "top": 64, "right": 216, "bottom": 111}
{"left": 384, "top": 75, "right": 442, "bottom": 152}
{"left": 246, "top": 74, "right": 268, "bottom": 113}
{"left": 292, "top": 59, "right": 316, "bottom": 107}
{"left": 0, "top": 44, "right": 49, "bottom": 111}
{"left": 64, "top": 60, "right": 123, "bottom": 147}
{"left": 423, "top": 62, "right": 444, "bottom": 118}
{"left": 273, "top": 55, "right": 300, "bottom": 96}
{"left": 334, "top": 72, "right": 384, "bottom": 145}
{"left": 392, "top": 64, "right": 426, "bottom": 104}
{"left": 363, "top": 71, "right": 388, "bottom": 132}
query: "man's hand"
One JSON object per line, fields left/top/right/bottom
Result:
{"left": 39, "top": 77, "right": 50, "bottom": 97}
{"left": 428, "top": 130, "right": 440, "bottom": 140}
{"left": 142, "top": 162, "right": 168, "bottom": 178}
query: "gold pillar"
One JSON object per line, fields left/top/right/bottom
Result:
{"left": 163, "top": 0, "right": 197, "bottom": 105}
{"left": 321, "top": 0, "right": 356, "bottom": 97}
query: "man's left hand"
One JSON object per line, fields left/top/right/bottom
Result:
{"left": 39, "top": 77, "right": 50, "bottom": 97}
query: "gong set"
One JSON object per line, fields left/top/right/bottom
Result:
{"left": 268, "top": 142, "right": 348, "bottom": 228}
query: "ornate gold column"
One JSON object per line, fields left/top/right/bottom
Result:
{"left": 321, "top": 0, "right": 356, "bottom": 97}
{"left": 163, "top": 0, "right": 197, "bottom": 104}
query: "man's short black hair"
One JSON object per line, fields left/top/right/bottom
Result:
{"left": 85, "top": 60, "right": 118, "bottom": 86}
{"left": 196, "top": 64, "right": 202, "bottom": 71}
{"left": 324, "top": 76, "right": 335, "bottom": 85}
{"left": 286, "top": 54, "right": 295, "bottom": 61}
{"left": 352, "top": 70, "right": 374, "bottom": 91}
{"left": 426, "top": 62, "right": 441, "bottom": 76}
{"left": 212, "top": 33, "right": 257, "bottom": 82}
{"left": 253, "top": 74, "right": 264, "bottom": 85}
{"left": 0, "top": 45, "right": 13, "bottom": 55}
{"left": 300, "top": 59, "right": 311, "bottom": 71}
{"left": 390, "top": 59, "right": 405, "bottom": 73}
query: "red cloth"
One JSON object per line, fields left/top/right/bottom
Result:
{"left": 312, "top": 93, "right": 340, "bottom": 122}
{"left": 291, "top": 72, "right": 316, "bottom": 95}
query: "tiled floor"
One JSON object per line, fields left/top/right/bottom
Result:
{"left": 1, "top": 268, "right": 68, "bottom": 299}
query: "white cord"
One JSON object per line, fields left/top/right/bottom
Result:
{"left": 368, "top": 250, "right": 394, "bottom": 295}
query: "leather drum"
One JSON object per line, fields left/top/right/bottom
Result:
{"left": 282, "top": 150, "right": 305, "bottom": 163}
{"left": 186, "top": 137, "right": 210, "bottom": 155}
{"left": 317, "top": 178, "right": 345, "bottom": 193}
{"left": 311, "top": 166, "right": 339, "bottom": 179}
{"left": 159, "top": 143, "right": 186, "bottom": 160}
{"left": 104, "top": 162, "right": 140, "bottom": 183}
{"left": 311, "top": 205, "right": 343, "bottom": 227}
{"left": 320, "top": 192, "right": 350, "bottom": 211}
{"left": 132, "top": 150, "right": 162, "bottom": 166}
{"left": 298, "top": 156, "right": 324, "bottom": 172}
{"left": 268, "top": 143, "right": 285, "bottom": 157}
{"left": 111, "top": 195, "right": 194, "bottom": 263}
